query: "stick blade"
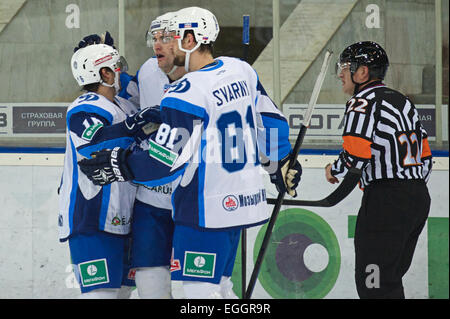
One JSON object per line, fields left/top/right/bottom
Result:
{"left": 267, "top": 168, "right": 362, "bottom": 207}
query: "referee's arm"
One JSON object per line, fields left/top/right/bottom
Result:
{"left": 329, "top": 98, "right": 375, "bottom": 180}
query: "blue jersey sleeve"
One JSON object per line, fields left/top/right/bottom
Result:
{"left": 126, "top": 96, "right": 205, "bottom": 186}
{"left": 259, "top": 112, "right": 291, "bottom": 161}
{"left": 68, "top": 107, "right": 134, "bottom": 159}
{"left": 255, "top": 79, "right": 292, "bottom": 161}
{"left": 118, "top": 71, "right": 140, "bottom": 107}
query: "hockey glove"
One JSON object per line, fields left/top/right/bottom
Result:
{"left": 78, "top": 147, "right": 134, "bottom": 186}
{"left": 263, "top": 154, "right": 302, "bottom": 197}
{"left": 74, "top": 31, "right": 115, "bottom": 52}
{"left": 124, "top": 106, "right": 162, "bottom": 143}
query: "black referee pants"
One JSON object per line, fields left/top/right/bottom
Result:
{"left": 354, "top": 179, "right": 430, "bottom": 299}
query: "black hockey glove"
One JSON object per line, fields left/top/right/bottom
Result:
{"left": 263, "top": 153, "right": 302, "bottom": 197}
{"left": 78, "top": 147, "right": 134, "bottom": 186}
{"left": 74, "top": 31, "right": 115, "bottom": 52}
{"left": 123, "top": 106, "right": 162, "bottom": 143}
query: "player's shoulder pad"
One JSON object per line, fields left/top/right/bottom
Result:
{"left": 161, "top": 76, "right": 207, "bottom": 119}
{"left": 139, "top": 56, "right": 159, "bottom": 74}
{"left": 67, "top": 93, "right": 114, "bottom": 123}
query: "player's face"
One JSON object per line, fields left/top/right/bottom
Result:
{"left": 152, "top": 30, "right": 176, "bottom": 73}
{"left": 337, "top": 63, "right": 355, "bottom": 96}
{"left": 171, "top": 39, "right": 186, "bottom": 68}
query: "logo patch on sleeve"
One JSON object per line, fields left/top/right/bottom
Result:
{"left": 78, "top": 258, "right": 109, "bottom": 287}
{"left": 82, "top": 123, "right": 103, "bottom": 141}
{"left": 148, "top": 139, "right": 179, "bottom": 167}
{"left": 183, "top": 251, "right": 216, "bottom": 278}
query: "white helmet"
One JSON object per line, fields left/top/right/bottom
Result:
{"left": 146, "top": 11, "right": 175, "bottom": 47}
{"left": 71, "top": 44, "right": 128, "bottom": 92}
{"left": 169, "top": 7, "right": 220, "bottom": 71}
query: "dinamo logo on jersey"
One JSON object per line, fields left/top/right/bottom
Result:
{"left": 167, "top": 78, "right": 190, "bottom": 94}
{"left": 78, "top": 93, "right": 100, "bottom": 102}
{"left": 222, "top": 195, "right": 239, "bottom": 211}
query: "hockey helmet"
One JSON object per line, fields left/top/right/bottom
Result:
{"left": 71, "top": 44, "right": 128, "bottom": 87}
{"left": 169, "top": 7, "right": 220, "bottom": 47}
{"left": 336, "top": 41, "right": 389, "bottom": 80}
{"left": 146, "top": 11, "right": 175, "bottom": 47}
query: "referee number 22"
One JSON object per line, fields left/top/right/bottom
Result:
{"left": 398, "top": 132, "right": 421, "bottom": 166}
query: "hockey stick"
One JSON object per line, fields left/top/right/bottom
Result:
{"left": 266, "top": 167, "right": 361, "bottom": 207}
{"left": 244, "top": 50, "right": 333, "bottom": 299}
{"left": 240, "top": 14, "right": 250, "bottom": 300}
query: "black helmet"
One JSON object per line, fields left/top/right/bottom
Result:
{"left": 337, "top": 41, "right": 389, "bottom": 80}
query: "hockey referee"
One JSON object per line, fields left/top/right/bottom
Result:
{"left": 326, "top": 41, "right": 433, "bottom": 298}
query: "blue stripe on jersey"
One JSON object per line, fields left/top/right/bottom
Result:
{"left": 198, "top": 135, "right": 207, "bottom": 227}
{"left": 68, "top": 139, "right": 78, "bottom": 233}
{"left": 260, "top": 113, "right": 291, "bottom": 160}
{"left": 77, "top": 136, "right": 134, "bottom": 159}
{"left": 98, "top": 184, "right": 111, "bottom": 231}
{"left": 67, "top": 104, "right": 114, "bottom": 128}
{"left": 257, "top": 80, "right": 269, "bottom": 97}
{"left": 135, "top": 69, "right": 140, "bottom": 92}
{"left": 161, "top": 97, "right": 207, "bottom": 120}
{"left": 171, "top": 165, "right": 200, "bottom": 227}
{"left": 132, "top": 165, "right": 186, "bottom": 187}
{"left": 118, "top": 72, "right": 134, "bottom": 99}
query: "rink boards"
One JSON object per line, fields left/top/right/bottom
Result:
{"left": 0, "top": 152, "right": 448, "bottom": 299}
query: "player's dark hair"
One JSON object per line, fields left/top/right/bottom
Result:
{"left": 184, "top": 30, "right": 214, "bottom": 55}
{"left": 82, "top": 83, "right": 100, "bottom": 92}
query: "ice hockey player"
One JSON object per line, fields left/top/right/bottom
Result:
{"left": 122, "top": 12, "right": 188, "bottom": 299}
{"left": 59, "top": 43, "right": 160, "bottom": 298}
{"left": 78, "top": 7, "right": 302, "bottom": 299}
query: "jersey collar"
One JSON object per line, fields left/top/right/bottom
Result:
{"left": 198, "top": 59, "right": 223, "bottom": 72}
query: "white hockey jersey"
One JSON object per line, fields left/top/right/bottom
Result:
{"left": 58, "top": 93, "right": 138, "bottom": 241}
{"left": 126, "top": 57, "right": 292, "bottom": 229}
{"left": 121, "top": 57, "right": 173, "bottom": 210}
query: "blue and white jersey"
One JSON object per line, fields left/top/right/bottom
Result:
{"left": 126, "top": 56, "right": 291, "bottom": 229}
{"left": 121, "top": 57, "right": 173, "bottom": 210}
{"left": 58, "top": 92, "right": 138, "bottom": 241}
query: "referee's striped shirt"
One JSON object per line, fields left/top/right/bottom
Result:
{"left": 331, "top": 81, "right": 433, "bottom": 188}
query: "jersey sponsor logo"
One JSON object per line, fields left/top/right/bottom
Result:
{"left": 222, "top": 195, "right": 239, "bottom": 211}
{"left": 183, "top": 251, "right": 216, "bottom": 279}
{"left": 167, "top": 78, "right": 190, "bottom": 94}
{"left": 110, "top": 214, "right": 131, "bottom": 226}
{"left": 148, "top": 139, "right": 179, "bottom": 167}
{"left": 81, "top": 123, "right": 103, "bottom": 141}
{"left": 78, "top": 258, "right": 109, "bottom": 287}
{"left": 238, "top": 189, "right": 267, "bottom": 208}
{"left": 222, "top": 189, "right": 267, "bottom": 212}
